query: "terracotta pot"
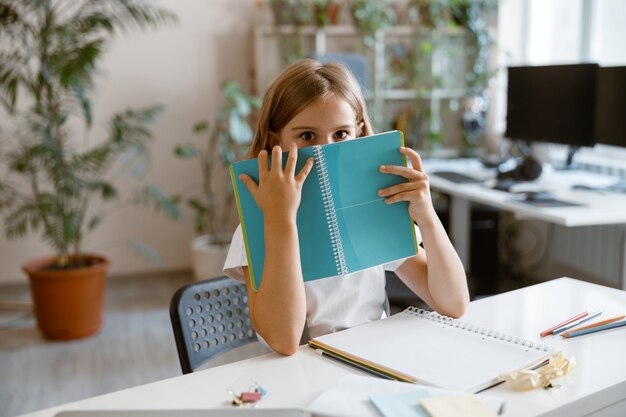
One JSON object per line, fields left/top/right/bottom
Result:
{"left": 23, "top": 254, "right": 110, "bottom": 340}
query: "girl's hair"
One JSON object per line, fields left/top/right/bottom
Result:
{"left": 248, "top": 59, "right": 374, "bottom": 158}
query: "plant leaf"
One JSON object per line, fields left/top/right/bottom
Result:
{"left": 174, "top": 145, "right": 199, "bottom": 158}
{"left": 127, "top": 239, "right": 163, "bottom": 266}
{"left": 193, "top": 121, "right": 209, "bottom": 133}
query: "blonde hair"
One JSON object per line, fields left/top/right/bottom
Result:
{"left": 248, "top": 59, "right": 374, "bottom": 158}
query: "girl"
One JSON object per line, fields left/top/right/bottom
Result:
{"left": 224, "top": 59, "right": 469, "bottom": 355}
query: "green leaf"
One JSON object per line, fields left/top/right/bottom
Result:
{"left": 128, "top": 239, "right": 163, "bottom": 266}
{"left": 87, "top": 215, "right": 103, "bottom": 231}
{"left": 70, "top": 81, "right": 93, "bottom": 127}
{"left": 137, "top": 184, "right": 183, "bottom": 221}
{"left": 228, "top": 112, "right": 253, "bottom": 144}
{"left": 233, "top": 94, "right": 251, "bottom": 116}
{"left": 222, "top": 80, "right": 241, "bottom": 97}
{"left": 174, "top": 145, "right": 199, "bottom": 158}
{"left": 193, "top": 121, "right": 209, "bottom": 133}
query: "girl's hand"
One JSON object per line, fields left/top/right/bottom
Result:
{"left": 378, "top": 146, "right": 435, "bottom": 224}
{"left": 238, "top": 143, "right": 315, "bottom": 222}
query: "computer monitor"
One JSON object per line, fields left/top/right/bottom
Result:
{"left": 594, "top": 66, "right": 626, "bottom": 148}
{"left": 505, "top": 63, "right": 598, "bottom": 148}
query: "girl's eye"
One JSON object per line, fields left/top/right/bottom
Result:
{"left": 334, "top": 130, "right": 349, "bottom": 140}
{"left": 300, "top": 131, "right": 315, "bottom": 141}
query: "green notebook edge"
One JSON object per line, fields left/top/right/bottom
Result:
{"left": 229, "top": 164, "right": 260, "bottom": 292}
{"left": 397, "top": 131, "right": 420, "bottom": 255}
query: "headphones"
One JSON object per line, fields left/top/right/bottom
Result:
{"left": 496, "top": 156, "right": 543, "bottom": 181}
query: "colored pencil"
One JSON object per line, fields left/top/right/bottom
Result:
{"left": 562, "top": 315, "right": 626, "bottom": 338}
{"left": 562, "top": 320, "right": 626, "bottom": 338}
{"left": 540, "top": 311, "right": 588, "bottom": 337}
{"left": 552, "top": 310, "right": 602, "bottom": 335}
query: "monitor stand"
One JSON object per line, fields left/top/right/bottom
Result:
{"left": 564, "top": 145, "right": 581, "bottom": 170}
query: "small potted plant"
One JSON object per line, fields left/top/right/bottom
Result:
{"left": 314, "top": 0, "right": 343, "bottom": 27}
{"left": 448, "top": 0, "right": 498, "bottom": 153}
{"left": 0, "top": 0, "right": 180, "bottom": 340}
{"left": 174, "top": 81, "right": 261, "bottom": 281}
{"left": 350, "top": 0, "right": 397, "bottom": 49}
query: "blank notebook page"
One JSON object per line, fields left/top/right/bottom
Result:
{"left": 310, "top": 307, "right": 554, "bottom": 393}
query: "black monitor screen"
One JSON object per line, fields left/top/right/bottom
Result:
{"left": 505, "top": 64, "right": 598, "bottom": 147}
{"left": 594, "top": 66, "right": 626, "bottom": 148}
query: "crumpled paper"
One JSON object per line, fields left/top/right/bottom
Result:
{"left": 499, "top": 352, "right": 576, "bottom": 390}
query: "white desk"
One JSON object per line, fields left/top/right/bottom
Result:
{"left": 19, "top": 278, "right": 626, "bottom": 417}
{"left": 423, "top": 159, "right": 626, "bottom": 289}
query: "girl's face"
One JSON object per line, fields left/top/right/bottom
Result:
{"left": 275, "top": 94, "right": 363, "bottom": 149}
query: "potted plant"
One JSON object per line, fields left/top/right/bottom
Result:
{"left": 448, "top": 0, "right": 498, "bottom": 153}
{"left": 314, "top": 0, "right": 343, "bottom": 27}
{"left": 174, "top": 81, "right": 260, "bottom": 281}
{"left": 350, "top": 0, "right": 397, "bottom": 49}
{"left": 0, "top": 0, "right": 179, "bottom": 340}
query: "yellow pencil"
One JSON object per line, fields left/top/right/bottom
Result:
{"left": 562, "top": 314, "right": 626, "bottom": 338}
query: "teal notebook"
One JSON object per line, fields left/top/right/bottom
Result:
{"left": 230, "top": 130, "right": 418, "bottom": 291}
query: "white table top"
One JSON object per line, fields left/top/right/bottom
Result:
{"left": 20, "top": 278, "right": 626, "bottom": 417}
{"left": 423, "top": 159, "right": 626, "bottom": 227}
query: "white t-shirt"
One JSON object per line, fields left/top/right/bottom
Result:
{"left": 223, "top": 224, "right": 422, "bottom": 342}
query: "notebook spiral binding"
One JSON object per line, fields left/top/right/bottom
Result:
{"left": 405, "top": 306, "right": 553, "bottom": 352}
{"left": 313, "top": 145, "right": 349, "bottom": 275}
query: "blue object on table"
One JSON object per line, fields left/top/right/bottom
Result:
{"left": 565, "top": 319, "right": 626, "bottom": 338}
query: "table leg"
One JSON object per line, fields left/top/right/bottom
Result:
{"left": 449, "top": 196, "right": 471, "bottom": 272}
{"left": 621, "top": 225, "right": 626, "bottom": 290}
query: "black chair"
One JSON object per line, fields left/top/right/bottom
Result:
{"left": 170, "top": 276, "right": 257, "bottom": 374}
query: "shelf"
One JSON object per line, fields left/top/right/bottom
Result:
{"left": 252, "top": 18, "right": 492, "bottom": 151}
{"left": 255, "top": 25, "right": 466, "bottom": 37}
{"left": 378, "top": 89, "right": 466, "bottom": 100}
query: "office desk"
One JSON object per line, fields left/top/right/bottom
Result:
{"left": 423, "top": 159, "right": 626, "bottom": 289}
{"left": 20, "top": 278, "right": 626, "bottom": 417}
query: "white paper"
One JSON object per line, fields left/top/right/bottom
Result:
{"left": 306, "top": 374, "right": 504, "bottom": 417}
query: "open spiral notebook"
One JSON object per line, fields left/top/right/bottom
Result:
{"left": 309, "top": 307, "right": 556, "bottom": 393}
{"left": 230, "top": 131, "right": 418, "bottom": 291}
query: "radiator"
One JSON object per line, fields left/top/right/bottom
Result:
{"left": 549, "top": 224, "right": 625, "bottom": 288}
{"left": 548, "top": 156, "right": 626, "bottom": 288}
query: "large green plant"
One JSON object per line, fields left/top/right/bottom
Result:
{"left": 0, "top": 0, "right": 181, "bottom": 268}
{"left": 174, "top": 81, "right": 260, "bottom": 244}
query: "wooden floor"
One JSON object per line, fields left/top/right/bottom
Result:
{"left": 0, "top": 272, "right": 193, "bottom": 417}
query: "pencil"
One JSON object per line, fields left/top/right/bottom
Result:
{"left": 540, "top": 311, "right": 588, "bottom": 337}
{"left": 562, "top": 319, "right": 626, "bottom": 338}
{"left": 552, "top": 310, "right": 602, "bottom": 335}
{"left": 562, "top": 315, "right": 626, "bottom": 338}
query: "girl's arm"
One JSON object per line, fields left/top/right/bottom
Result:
{"left": 238, "top": 144, "right": 315, "bottom": 355}
{"left": 378, "top": 147, "right": 470, "bottom": 318}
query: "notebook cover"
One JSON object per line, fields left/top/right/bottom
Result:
{"left": 230, "top": 131, "right": 418, "bottom": 291}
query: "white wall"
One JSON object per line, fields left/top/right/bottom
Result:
{"left": 0, "top": 0, "right": 258, "bottom": 284}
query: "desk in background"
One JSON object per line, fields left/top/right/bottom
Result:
{"left": 423, "top": 158, "right": 626, "bottom": 290}
{"left": 18, "top": 278, "right": 626, "bottom": 417}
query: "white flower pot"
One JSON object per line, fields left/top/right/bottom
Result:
{"left": 190, "top": 235, "right": 230, "bottom": 281}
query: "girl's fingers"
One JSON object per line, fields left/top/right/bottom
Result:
{"left": 379, "top": 164, "right": 427, "bottom": 181}
{"left": 295, "top": 157, "right": 315, "bottom": 183}
{"left": 258, "top": 150, "right": 269, "bottom": 175}
{"left": 271, "top": 145, "right": 283, "bottom": 173}
{"left": 378, "top": 181, "right": 427, "bottom": 197}
{"left": 400, "top": 146, "right": 424, "bottom": 173}
{"left": 285, "top": 143, "right": 298, "bottom": 176}
{"left": 238, "top": 174, "right": 259, "bottom": 197}
{"left": 383, "top": 190, "right": 416, "bottom": 205}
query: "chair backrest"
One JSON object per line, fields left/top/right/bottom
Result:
{"left": 169, "top": 276, "right": 256, "bottom": 374}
